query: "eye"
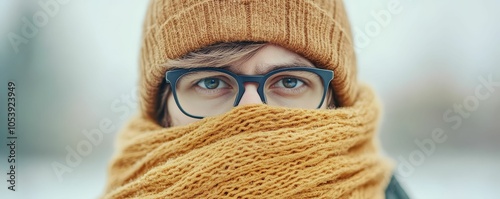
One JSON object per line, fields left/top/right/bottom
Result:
{"left": 275, "top": 78, "right": 304, "bottom": 88}
{"left": 197, "top": 78, "right": 228, "bottom": 89}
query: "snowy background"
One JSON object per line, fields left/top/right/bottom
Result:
{"left": 0, "top": 0, "right": 499, "bottom": 198}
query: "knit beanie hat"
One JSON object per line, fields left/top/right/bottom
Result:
{"left": 139, "top": 0, "right": 357, "bottom": 119}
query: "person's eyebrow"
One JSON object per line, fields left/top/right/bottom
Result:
{"left": 256, "top": 62, "right": 314, "bottom": 74}
{"left": 228, "top": 58, "right": 314, "bottom": 75}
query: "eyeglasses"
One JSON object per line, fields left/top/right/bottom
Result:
{"left": 165, "top": 67, "right": 334, "bottom": 119}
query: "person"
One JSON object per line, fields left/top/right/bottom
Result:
{"left": 102, "top": 0, "right": 409, "bottom": 198}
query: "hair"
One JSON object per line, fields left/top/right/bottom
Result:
{"left": 156, "top": 42, "right": 336, "bottom": 127}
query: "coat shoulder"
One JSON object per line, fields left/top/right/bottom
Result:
{"left": 385, "top": 175, "right": 410, "bottom": 199}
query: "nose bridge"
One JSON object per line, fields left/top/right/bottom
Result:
{"left": 235, "top": 75, "right": 266, "bottom": 106}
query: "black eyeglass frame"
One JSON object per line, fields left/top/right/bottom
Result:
{"left": 165, "top": 67, "right": 334, "bottom": 119}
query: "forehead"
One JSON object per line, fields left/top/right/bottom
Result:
{"left": 228, "top": 44, "right": 315, "bottom": 75}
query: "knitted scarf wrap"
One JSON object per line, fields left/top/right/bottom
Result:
{"left": 103, "top": 86, "right": 392, "bottom": 199}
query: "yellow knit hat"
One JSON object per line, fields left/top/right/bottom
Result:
{"left": 139, "top": 0, "right": 358, "bottom": 119}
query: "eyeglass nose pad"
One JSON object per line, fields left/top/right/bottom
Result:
{"left": 233, "top": 83, "right": 266, "bottom": 106}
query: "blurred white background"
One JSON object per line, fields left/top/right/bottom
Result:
{"left": 0, "top": 0, "right": 499, "bottom": 198}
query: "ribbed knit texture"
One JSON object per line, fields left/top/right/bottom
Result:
{"left": 139, "top": 0, "right": 358, "bottom": 120}
{"left": 102, "top": 86, "right": 393, "bottom": 198}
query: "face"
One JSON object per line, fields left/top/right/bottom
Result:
{"left": 167, "top": 44, "right": 329, "bottom": 126}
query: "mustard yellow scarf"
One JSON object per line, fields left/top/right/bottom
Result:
{"left": 103, "top": 86, "right": 393, "bottom": 198}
